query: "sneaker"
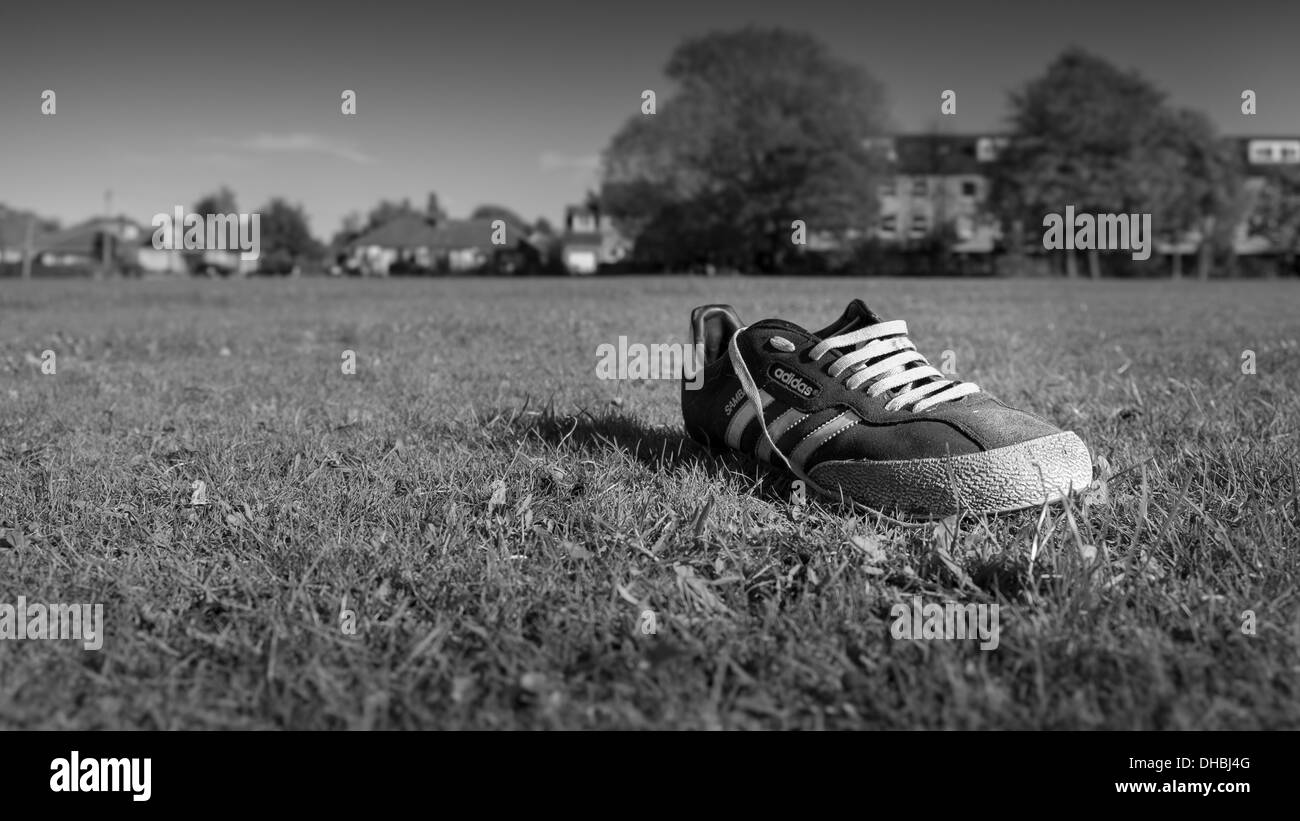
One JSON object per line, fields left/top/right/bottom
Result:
{"left": 682, "top": 299, "right": 1093, "bottom": 515}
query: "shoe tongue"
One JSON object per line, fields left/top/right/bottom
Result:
{"left": 814, "top": 299, "right": 894, "bottom": 351}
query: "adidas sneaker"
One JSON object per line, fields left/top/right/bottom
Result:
{"left": 682, "top": 299, "right": 1094, "bottom": 515}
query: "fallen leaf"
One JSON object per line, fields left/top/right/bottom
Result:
{"left": 565, "top": 541, "right": 592, "bottom": 560}
{"left": 487, "top": 479, "right": 507, "bottom": 511}
{"left": 451, "top": 675, "right": 476, "bottom": 704}
{"left": 850, "top": 534, "right": 887, "bottom": 563}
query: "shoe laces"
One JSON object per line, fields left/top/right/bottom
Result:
{"left": 725, "top": 321, "right": 980, "bottom": 473}
{"left": 809, "top": 320, "right": 980, "bottom": 412}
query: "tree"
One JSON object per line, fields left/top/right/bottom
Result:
{"left": 1254, "top": 166, "right": 1300, "bottom": 276}
{"left": 257, "top": 198, "right": 323, "bottom": 274}
{"left": 426, "top": 192, "right": 447, "bottom": 223}
{"left": 600, "top": 27, "right": 887, "bottom": 272}
{"left": 470, "top": 204, "right": 529, "bottom": 232}
{"left": 366, "top": 198, "right": 416, "bottom": 231}
{"left": 1129, "top": 109, "right": 1243, "bottom": 279}
{"left": 329, "top": 211, "right": 365, "bottom": 253}
{"left": 0, "top": 205, "right": 59, "bottom": 277}
{"left": 989, "top": 48, "right": 1171, "bottom": 278}
{"left": 186, "top": 187, "right": 243, "bottom": 275}
{"left": 193, "top": 186, "right": 238, "bottom": 217}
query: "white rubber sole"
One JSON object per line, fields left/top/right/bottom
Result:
{"left": 802, "top": 431, "right": 1094, "bottom": 516}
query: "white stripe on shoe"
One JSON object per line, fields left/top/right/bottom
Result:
{"left": 725, "top": 389, "right": 774, "bottom": 450}
{"left": 789, "top": 411, "right": 856, "bottom": 470}
{"left": 756, "top": 408, "right": 807, "bottom": 464}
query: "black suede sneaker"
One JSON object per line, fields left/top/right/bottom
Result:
{"left": 682, "top": 300, "right": 1093, "bottom": 516}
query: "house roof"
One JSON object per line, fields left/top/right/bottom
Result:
{"left": 352, "top": 214, "right": 529, "bottom": 251}
{"left": 1227, "top": 134, "right": 1300, "bottom": 142}
{"left": 889, "top": 135, "right": 992, "bottom": 176}
{"left": 350, "top": 213, "right": 441, "bottom": 248}
{"left": 874, "top": 133, "right": 1300, "bottom": 176}
{"left": 873, "top": 133, "right": 1300, "bottom": 176}
{"left": 34, "top": 216, "right": 143, "bottom": 254}
{"left": 431, "top": 218, "right": 527, "bottom": 250}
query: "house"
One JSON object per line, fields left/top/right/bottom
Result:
{"left": 866, "top": 134, "right": 1005, "bottom": 254}
{"left": 33, "top": 216, "right": 145, "bottom": 271}
{"left": 560, "top": 204, "right": 630, "bottom": 274}
{"left": 1, "top": 209, "right": 188, "bottom": 276}
{"left": 21, "top": 215, "right": 235, "bottom": 276}
{"left": 346, "top": 213, "right": 534, "bottom": 275}
{"left": 428, "top": 218, "right": 533, "bottom": 273}
{"left": 867, "top": 133, "right": 1300, "bottom": 267}
{"left": 1227, "top": 136, "right": 1300, "bottom": 257}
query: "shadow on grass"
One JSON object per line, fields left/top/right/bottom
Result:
{"left": 480, "top": 401, "right": 1040, "bottom": 599}
{"left": 484, "top": 402, "right": 798, "bottom": 505}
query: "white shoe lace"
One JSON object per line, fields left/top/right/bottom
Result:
{"left": 809, "top": 320, "right": 980, "bottom": 412}
{"left": 725, "top": 321, "right": 981, "bottom": 473}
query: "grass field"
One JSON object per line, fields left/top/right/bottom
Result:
{"left": 1, "top": 274, "right": 1298, "bottom": 729}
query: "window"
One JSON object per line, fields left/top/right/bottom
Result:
{"left": 961, "top": 180, "right": 978, "bottom": 198}
{"left": 910, "top": 214, "right": 928, "bottom": 236}
{"left": 911, "top": 179, "right": 928, "bottom": 197}
{"left": 1248, "top": 140, "right": 1300, "bottom": 164}
{"left": 879, "top": 179, "right": 896, "bottom": 197}
{"left": 880, "top": 214, "right": 897, "bottom": 236}
{"left": 976, "top": 137, "right": 1006, "bottom": 162}
{"left": 956, "top": 216, "right": 974, "bottom": 240}
{"left": 863, "top": 137, "right": 898, "bottom": 163}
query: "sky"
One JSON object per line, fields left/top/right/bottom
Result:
{"left": 1, "top": 0, "right": 1297, "bottom": 240}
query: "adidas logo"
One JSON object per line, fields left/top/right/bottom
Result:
{"left": 768, "top": 364, "right": 818, "bottom": 398}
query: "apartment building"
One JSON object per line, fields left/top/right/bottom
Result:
{"left": 866, "top": 134, "right": 1007, "bottom": 253}
{"left": 869, "top": 133, "right": 1300, "bottom": 260}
